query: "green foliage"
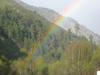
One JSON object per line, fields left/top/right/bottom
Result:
{"left": 0, "top": 6, "right": 91, "bottom": 62}
{"left": 49, "top": 40, "right": 95, "bottom": 75}
{"left": 92, "top": 44, "right": 100, "bottom": 71}
{"left": 0, "top": 55, "right": 10, "bottom": 75}
{"left": 0, "top": 27, "right": 26, "bottom": 60}
{"left": 9, "top": 56, "right": 49, "bottom": 75}
{"left": 0, "top": 0, "right": 99, "bottom": 75}
{"left": 0, "top": 7, "right": 51, "bottom": 50}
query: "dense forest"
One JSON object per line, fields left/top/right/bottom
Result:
{"left": 0, "top": 0, "right": 100, "bottom": 75}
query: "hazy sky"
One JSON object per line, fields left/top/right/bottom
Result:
{"left": 21, "top": 0, "right": 100, "bottom": 35}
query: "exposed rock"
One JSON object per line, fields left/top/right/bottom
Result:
{"left": 14, "top": 0, "right": 100, "bottom": 44}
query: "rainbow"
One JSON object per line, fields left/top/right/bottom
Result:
{"left": 29, "top": 0, "right": 86, "bottom": 62}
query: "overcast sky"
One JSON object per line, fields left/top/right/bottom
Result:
{"left": 21, "top": 0, "right": 100, "bottom": 35}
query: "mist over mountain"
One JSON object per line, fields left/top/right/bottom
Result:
{"left": 14, "top": 0, "right": 100, "bottom": 44}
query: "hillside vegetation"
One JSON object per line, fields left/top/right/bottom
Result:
{"left": 15, "top": 0, "right": 100, "bottom": 44}
{"left": 0, "top": 0, "right": 100, "bottom": 75}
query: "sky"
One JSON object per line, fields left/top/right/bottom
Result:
{"left": 21, "top": 0, "right": 100, "bottom": 35}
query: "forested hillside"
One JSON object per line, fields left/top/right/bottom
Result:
{"left": 15, "top": 0, "right": 100, "bottom": 44}
{"left": 0, "top": 0, "right": 100, "bottom": 75}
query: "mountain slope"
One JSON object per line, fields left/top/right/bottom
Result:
{"left": 0, "top": 0, "right": 78, "bottom": 58}
{"left": 0, "top": 0, "right": 100, "bottom": 75}
{"left": 0, "top": 0, "right": 93, "bottom": 61}
{"left": 0, "top": 25, "right": 25, "bottom": 60}
{"left": 15, "top": 0, "right": 100, "bottom": 44}
{"left": 0, "top": 0, "right": 54, "bottom": 60}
